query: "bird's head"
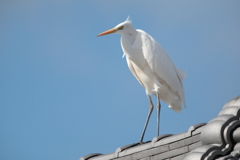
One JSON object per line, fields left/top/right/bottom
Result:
{"left": 97, "top": 17, "right": 135, "bottom": 37}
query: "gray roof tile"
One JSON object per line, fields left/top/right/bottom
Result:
{"left": 191, "top": 134, "right": 201, "bottom": 143}
{"left": 188, "top": 141, "right": 202, "bottom": 151}
{"left": 170, "top": 154, "right": 187, "bottom": 160}
{"left": 152, "top": 132, "right": 187, "bottom": 148}
{"left": 80, "top": 153, "right": 102, "bottom": 160}
{"left": 222, "top": 96, "right": 240, "bottom": 109}
{"left": 89, "top": 153, "right": 115, "bottom": 160}
{"left": 152, "top": 146, "right": 188, "bottom": 160}
{"left": 151, "top": 134, "right": 173, "bottom": 144}
{"left": 117, "top": 142, "right": 151, "bottom": 158}
{"left": 169, "top": 139, "right": 186, "bottom": 150}
{"left": 187, "top": 123, "right": 206, "bottom": 134}
{"left": 119, "top": 155, "right": 132, "bottom": 160}
{"left": 218, "top": 106, "right": 240, "bottom": 116}
{"left": 80, "top": 96, "right": 240, "bottom": 160}
{"left": 233, "top": 128, "right": 240, "bottom": 143}
{"left": 138, "top": 157, "right": 151, "bottom": 160}
{"left": 131, "top": 149, "right": 153, "bottom": 160}
{"left": 148, "top": 144, "right": 169, "bottom": 155}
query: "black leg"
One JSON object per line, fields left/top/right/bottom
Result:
{"left": 156, "top": 93, "right": 161, "bottom": 136}
{"left": 139, "top": 95, "right": 153, "bottom": 143}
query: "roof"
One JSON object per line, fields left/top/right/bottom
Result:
{"left": 80, "top": 96, "right": 240, "bottom": 160}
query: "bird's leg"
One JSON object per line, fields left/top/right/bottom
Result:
{"left": 156, "top": 93, "right": 161, "bottom": 136}
{"left": 139, "top": 95, "right": 153, "bottom": 144}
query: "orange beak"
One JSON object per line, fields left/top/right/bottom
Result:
{"left": 97, "top": 28, "right": 117, "bottom": 37}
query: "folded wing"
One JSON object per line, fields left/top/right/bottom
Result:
{"left": 138, "top": 29, "right": 186, "bottom": 107}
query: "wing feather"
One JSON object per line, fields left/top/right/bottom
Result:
{"left": 138, "top": 29, "right": 186, "bottom": 107}
{"left": 121, "top": 39, "right": 145, "bottom": 88}
{"left": 126, "top": 57, "right": 145, "bottom": 87}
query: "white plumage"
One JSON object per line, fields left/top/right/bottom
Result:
{"left": 97, "top": 18, "right": 186, "bottom": 143}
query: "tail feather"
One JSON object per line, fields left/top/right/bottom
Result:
{"left": 168, "top": 100, "right": 182, "bottom": 113}
{"left": 177, "top": 69, "right": 187, "bottom": 80}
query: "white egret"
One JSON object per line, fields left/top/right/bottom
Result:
{"left": 97, "top": 17, "right": 186, "bottom": 143}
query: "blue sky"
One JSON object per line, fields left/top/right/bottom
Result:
{"left": 1, "top": 1, "right": 240, "bottom": 160}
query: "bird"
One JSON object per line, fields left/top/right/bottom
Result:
{"left": 97, "top": 17, "right": 186, "bottom": 143}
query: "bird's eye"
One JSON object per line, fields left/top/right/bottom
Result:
{"left": 118, "top": 25, "right": 124, "bottom": 30}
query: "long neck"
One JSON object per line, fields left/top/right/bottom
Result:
{"left": 121, "top": 27, "right": 139, "bottom": 59}
{"left": 121, "top": 28, "right": 138, "bottom": 45}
